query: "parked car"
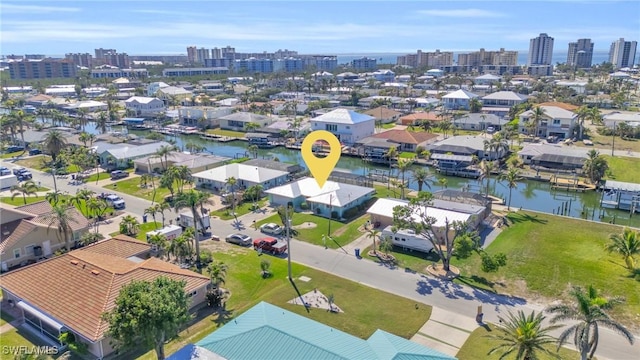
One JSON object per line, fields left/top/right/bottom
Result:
{"left": 110, "top": 170, "right": 129, "bottom": 180}
{"left": 260, "top": 223, "right": 283, "bottom": 235}
{"left": 104, "top": 194, "right": 126, "bottom": 210}
{"left": 5, "top": 146, "right": 24, "bottom": 153}
{"left": 28, "top": 149, "right": 42, "bottom": 156}
{"left": 12, "top": 167, "right": 27, "bottom": 175}
{"left": 0, "top": 167, "right": 11, "bottom": 176}
{"left": 253, "top": 237, "right": 288, "bottom": 255}
{"left": 225, "top": 233, "right": 252, "bottom": 246}
{"left": 17, "top": 171, "right": 33, "bottom": 181}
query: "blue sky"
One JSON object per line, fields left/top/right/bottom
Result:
{"left": 1, "top": 1, "right": 639, "bottom": 56}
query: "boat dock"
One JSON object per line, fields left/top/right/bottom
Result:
{"left": 550, "top": 174, "right": 596, "bottom": 192}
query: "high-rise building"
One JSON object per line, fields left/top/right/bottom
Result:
{"left": 186, "top": 46, "right": 197, "bottom": 63}
{"left": 567, "top": 39, "right": 594, "bottom": 68}
{"left": 94, "top": 48, "right": 116, "bottom": 59}
{"left": 528, "top": 33, "right": 554, "bottom": 66}
{"left": 8, "top": 58, "right": 77, "bottom": 79}
{"left": 196, "top": 48, "right": 211, "bottom": 63}
{"left": 457, "top": 48, "right": 518, "bottom": 67}
{"left": 104, "top": 53, "right": 130, "bottom": 68}
{"left": 352, "top": 57, "right": 377, "bottom": 71}
{"left": 66, "top": 53, "right": 93, "bottom": 68}
{"left": 397, "top": 50, "right": 453, "bottom": 68}
{"left": 609, "top": 38, "right": 637, "bottom": 68}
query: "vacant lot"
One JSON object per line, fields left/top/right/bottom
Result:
{"left": 603, "top": 155, "right": 640, "bottom": 183}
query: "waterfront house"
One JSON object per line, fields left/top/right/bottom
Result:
{"left": 362, "top": 106, "right": 403, "bottom": 124}
{"left": 359, "top": 129, "right": 438, "bottom": 153}
{"left": 168, "top": 301, "right": 456, "bottom": 360}
{"left": 155, "top": 86, "right": 193, "bottom": 106}
{"left": 1, "top": 202, "right": 90, "bottom": 272}
{"left": 442, "top": 89, "right": 479, "bottom": 110}
{"left": 481, "top": 91, "right": 528, "bottom": 118}
{"left": 265, "top": 178, "right": 375, "bottom": 219}
{"left": 453, "top": 113, "right": 508, "bottom": 131}
{"left": 98, "top": 141, "right": 172, "bottom": 169}
{"left": 310, "top": 108, "right": 375, "bottom": 144}
{"left": 179, "top": 106, "right": 234, "bottom": 128}
{"left": 193, "top": 163, "right": 289, "bottom": 191}
{"left": 133, "top": 152, "right": 229, "bottom": 174}
{"left": 518, "top": 105, "right": 577, "bottom": 139}
{"left": 429, "top": 135, "right": 504, "bottom": 160}
{"left": 0, "top": 236, "right": 209, "bottom": 359}
{"left": 474, "top": 74, "right": 501, "bottom": 85}
{"left": 124, "top": 96, "right": 165, "bottom": 116}
{"left": 218, "top": 112, "right": 272, "bottom": 131}
{"left": 517, "top": 143, "right": 589, "bottom": 170}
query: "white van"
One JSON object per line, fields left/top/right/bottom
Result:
{"left": 381, "top": 225, "right": 434, "bottom": 254}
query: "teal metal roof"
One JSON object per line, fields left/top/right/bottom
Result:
{"left": 194, "top": 302, "right": 457, "bottom": 360}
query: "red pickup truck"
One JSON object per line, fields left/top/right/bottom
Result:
{"left": 253, "top": 237, "right": 288, "bottom": 255}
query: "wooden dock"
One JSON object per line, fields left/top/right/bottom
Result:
{"left": 550, "top": 175, "right": 596, "bottom": 192}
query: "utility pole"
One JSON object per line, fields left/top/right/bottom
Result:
{"left": 285, "top": 205, "right": 292, "bottom": 280}
{"left": 611, "top": 120, "right": 616, "bottom": 156}
{"left": 327, "top": 194, "right": 333, "bottom": 236}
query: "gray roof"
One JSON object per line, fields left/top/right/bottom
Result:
{"left": 454, "top": 113, "right": 507, "bottom": 126}
{"left": 521, "top": 106, "right": 576, "bottom": 120}
{"left": 20, "top": 130, "right": 72, "bottom": 144}
{"left": 219, "top": 112, "right": 269, "bottom": 123}
{"left": 518, "top": 143, "right": 589, "bottom": 158}
{"left": 311, "top": 108, "right": 375, "bottom": 125}
{"left": 430, "top": 135, "right": 487, "bottom": 152}
{"left": 532, "top": 153, "right": 586, "bottom": 166}
{"left": 431, "top": 153, "right": 473, "bottom": 162}
{"left": 604, "top": 180, "right": 640, "bottom": 192}
{"left": 244, "top": 159, "right": 303, "bottom": 173}
{"left": 482, "top": 91, "right": 528, "bottom": 101}
{"left": 102, "top": 141, "right": 171, "bottom": 160}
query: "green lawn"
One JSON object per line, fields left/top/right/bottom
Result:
{"left": 85, "top": 171, "right": 111, "bottom": 183}
{"left": 452, "top": 211, "right": 639, "bottom": 327}
{"left": 0, "top": 150, "right": 24, "bottom": 159}
{"left": 14, "top": 155, "right": 49, "bottom": 170}
{"left": 603, "top": 155, "right": 640, "bottom": 183}
{"left": 382, "top": 123, "right": 397, "bottom": 129}
{"left": 103, "top": 177, "right": 173, "bottom": 202}
{"left": 137, "top": 250, "right": 433, "bottom": 359}
{"left": 456, "top": 323, "right": 583, "bottom": 360}
{"left": 0, "top": 328, "right": 55, "bottom": 359}
{"left": 256, "top": 213, "right": 369, "bottom": 248}
{"left": 374, "top": 184, "right": 404, "bottom": 199}
{"left": 399, "top": 151, "right": 417, "bottom": 159}
{"left": 205, "top": 129, "right": 247, "bottom": 138}
{"left": 0, "top": 195, "right": 48, "bottom": 206}
{"left": 211, "top": 198, "right": 267, "bottom": 220}
{"left": 110, "top": 221, "right": 162, "bottom": 241}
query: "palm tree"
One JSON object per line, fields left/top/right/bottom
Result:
{"left": 155, "top": 145, "right": 176, "bottom": 171}
{"left": 530, "top": 106, "right": 546, "bottom": 138}
{"left": 45, "top": 190, "right": 65, "bottom": 206}
{"left": 42, "top": 130, "right": 68, "bottom": 162}
{"left": 384, "top": 146, "right": 398, "bottom": 172}
{"left": 96, "top": 111, "right": 109, "bottom": 134}
{"left": 366, "top": 229, "right": 380, "bottom": 255}
{"left": 87, "top": 197, "right": 109, "bottom": 232}
{"left": 207, "top": 261, "right": 228, "bottom": 290}
{"left": 478, "top": 160, "right": 496, "bottom": 196}
{"left": 439, "top": 120, "right": 453, "bottom": 138}
{"left": 10, "top": 180, "right": 38, "bottom": 205}
{"left": 487, "top": 310, "right": 561, "bottom": 360}
{"left": 119, "top": 215, "right": 140, "bottom": 236}
{"left": 499, "top": 166, "right": 521, "bottom": 210}
{"left": 144, "top": 206, "right": 158, "bottom": 229}
{"left": 157, "top": 201, "right": 170, "bottom": 227}
{"left": 412, "top": 168, "right": 431, "bottom": 192}
{"left": 44, "top": 204, "right": 78, "bottom": 252}
{"left": 147, "top": 233, "right": 167, "bottom": 257}
{"left": 246, "top": 184, "right": 263, "bottom": 211}
{"left": 247, "top": 144, "right": 259, "bottom": 159}
{"left": 575, "top": 105, "right": 591, "bottom": 140}
{"left": 547, "top": 285, "right": 634, "bottom": 360}
{"left": 174, "top": 190, "right": 214, "bottom": 267}
{"left": 396, "top": 158, "right": 413, "bottom": 199}
{"left": 225, "top": 176, "right": 238, "bottom": 216}
{"left": 244, "top": 122, "right": 260, "bottom": 132}
{"left": 582, "top": 150, "right": 608, "bottom": 184}
{"left": 70, "top": 188, "right": 94, "bottom": 216}
{"left": 606, "top": 228, "right": 640, "bottom": 270}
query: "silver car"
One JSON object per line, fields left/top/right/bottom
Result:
{"left": 260, "top": 223, "right": 283, "bottom": 235}
{"left": 225, "top": 233, "right": 252, "bottom": 246}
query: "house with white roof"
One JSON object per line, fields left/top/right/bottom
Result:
{"left": 517, "top": 143, "right": 589, "bottom": 170}
{"left": 193, "top": 163, "right": 289, "bottom": 192}
{"left": 602, "top": 112, "right": 640, "bottom": 129}
{"left": 453, "top": 113, "right": 508, "bottom": 131}
{"left": 98, "top": 141, "right": 172, "bottom": 169}
{"left": 481, "top": 91, "right": 528, "bottom": 118}
{"left": 146, "top": 81, "right": 170, "bottom": 96}
{"left": 310, "top": 108, "right": 375, "bottom": 144}
{"left": 474, "top": 74, "right": 501, "bottom": 85}
{"left": 442, "top": 89, "right": 479, "bottom": 110}
{"left": 219, "top": 112, "right": 272, "bottom": 131}
{"left": 519, "top": 106, "right": 577, "bottom": 139}
{"left": 64, "top": 100, "right": 108, "bottom": 112}
{"left": 124, "top": 96, "right": 165, "bottom": 116}
{"left": 155, "top": 86, "right": 193, "bottom": 105}
{"left": 265, "top": 178, "right": 375, "bottom": 219}
{"left": 372, "top": 69, "right": 395, "bottom": 82}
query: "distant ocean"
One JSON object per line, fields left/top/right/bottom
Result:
{"left": 336, "top": 51, "right": 612, "bottom": 66}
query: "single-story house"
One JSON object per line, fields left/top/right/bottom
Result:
{"left": 218, "top": 112, "right": 272, "bottom": 131}
{"left": 98, "top": 141, "right": 172, "bottom": 169}
{"left": 399, "top": 112, "right": 440, "bottom": 126}
{"left": 358, "top": 129, "right": 438, "bottom": 153}
{"left": 442, "top": 89, "right": 479, "bottom": 110}
{"left": 64, "top": 100, "right": 108, "bottom": 112}
{"left": 428, "top": 135, "right": 506, "bottom": 161}
{"left": 1, "top": 201, "right": 90, "bottom": 272}
{"left": 481, "top": 91, "right": 528, "bottom": 108}
{"left": 193, "top": 163, "right": 289, "bottom": 192}
{"left": 265, "top": 178, "right": 375, "bottom": 219}
{"left": 602, "top": 112, "right": 640, "bottom": 129}
{"left": 474, "top": 74, "right": 501, "bottom": 85}
{"left": 453, "top": 113, "right": 508, "bottom": 131}
{"left": 366, "top": 198, "right": 472, "bottom": 243}
{"left": 25, "top": 94, "right": 54, "bottom": 107}
{"left": 0, "top": 235, "right": 209, "bottom": 359}
{"left": 124, "top": 96, "right": 165, "bottom": 116}
{"left": 179, "top": 106, "right": 234, "bottom": 128}
{"left": 155, "top": 86, "right": 193, "bottom": 105}
{"left": 362, "top": 106, "right": 403, "bottom": 124}
{"left": 133, "top": 152, "right": 229, "bottom": 174}
{"left": 168, "top": 301, "right": 456, "bottom": 360}
{"left": 517, "top": 143, "right": 589, "bottom": 170}
{"left": 243, "top": 159, "right": 305, "bottom": 177}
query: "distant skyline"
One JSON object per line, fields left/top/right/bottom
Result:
{"left": 1, "top": 1, "right": 639, "bottom": 55}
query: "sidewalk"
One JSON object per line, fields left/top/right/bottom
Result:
{"left": 411, "top": 308, "right": 479, "bottom": 356}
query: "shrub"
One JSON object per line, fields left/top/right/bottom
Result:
{"left": 342, "top": 207, "right": 360, "bottom": 220}
{"left": 200, "top": 249, "right": 213, "bottom": 265}
{"left": 300, "top": 202, "right": 309, "bottom": 210}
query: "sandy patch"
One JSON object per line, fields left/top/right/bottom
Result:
{"left": 292, "top": 222, "right": 317, "bottom": 230}
{"left": 288, "top": 289, "right": 343, "bottom": 312}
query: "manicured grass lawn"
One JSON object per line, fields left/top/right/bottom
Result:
{"left": 14, "top": 155, "right": 49, "bottom": 170}
{"left": 399, "top": 151, "right": 417, "bottom": 159}
{"left": 0, "top": 150, "right": 24, "bottom": 159}
{"left": 256, "top": 213, "right": 369, "bottom": 248}
{"left": 456, "top": 323, "right": 582, "bottom": 360}
{"left": 382, "top": 123, "right": 396, "bottom": 129}
{"left": 205, "top": 129, "right": 247, "bottom": 138}
{"left": 0, "top": 195, "right": 48, "bottom": 206}
{"left": 603, "top": 155, "right": 640, "bottom": 183}
{"left": 0, "top": 328, "right": 54, "bottom": 359}
{"left": 103, "top": 178, "right": 173, "bottom": 202}
{"left": 453, "top": 211, "right": 639, "bottom": 327}
{"left": 374, "top": 184, "right": 404, "bottom": 199}
{"left": 580, "top": 131, "right": 640, "bottom": 153}
{"left": 211, "top": 198, "right": 267, "bottom": 220}
{"left": 85, "top": 171, "right": 112, "bottom": 183}
{"left": 110, "top": 221, "right": 162, "bottom": 241}
{"left": 137, "top": 250, "right": 433, "bottom": 359}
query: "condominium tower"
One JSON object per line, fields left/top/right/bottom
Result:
{"left": 567, "top": 39, "right": 594, "bottom": 68}
{"left": 528, "top": 33, "right": 554, "bottom": 65}
{"left": 609, "top": 38, "right": 637, "bottom": 68}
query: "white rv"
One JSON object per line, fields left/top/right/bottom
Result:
{"left": 381, "top": 225, "right": 434, "bottom": 253}
{"left": 146, "top": 225, "right": 183, "bottom": 248}
{"left": 179, "top": 212, "right": 211, "bottom": 230}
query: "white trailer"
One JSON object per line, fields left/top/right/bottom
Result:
{"left": 146, "top": 224, "right": 183, "bottom": 244}
{"left": 0, "top": 174, "right": 18, "bottom": 190}
{"left": 179, "top": 212, "right": 211, "bottom": 230}
{"left": 381, "top": 225, "right": 434, "bottom": 253}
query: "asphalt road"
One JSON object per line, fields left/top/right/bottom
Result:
{"left": 3, "top": 158, "right": 638, "bottom": 359}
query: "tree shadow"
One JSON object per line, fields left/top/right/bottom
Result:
{"left": 504, "top": 212, "right": 548, "bottom": 225}
{"left": 232, "top": 220, "right": 245, "bottom": 230}
{"left": 627, "top": 268, "right": 640, "bottom": 282}
{"left": 289, "top": 277, "right": 310, "bottom": 313}
{"left": 212, "top": 306, "right": 234, "bottom": 328}
{"left": 456, "top": 275, "right": 498, "bottom": 292}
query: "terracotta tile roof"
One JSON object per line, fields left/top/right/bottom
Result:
{"left": 15, "top": 201, "right": 54, "bottom": 216}
{"left": 538, "top": 102, "right": 579, "bottom": 111}
{"left": 399, "top": 112, "right": 440, "bottom": 122}
{"left": 369, "top": 130, "right": 438, "bottom": 145}
{"left": 29, "top": 206, "right": 89, "bottom": 232}
{"left": 0, "top": 220, "right": 38, "bottom": 253}
{"left": 0, "top": 237, "right": 210, "bottom": 342}
{"left": 80, "top": 235, "right": 150, "bottom": 258}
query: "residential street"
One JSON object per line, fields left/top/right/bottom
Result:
{"left": 3, "top": 158, "right": 639, "bottom": 359}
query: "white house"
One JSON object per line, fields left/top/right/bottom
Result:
{"left": 218, "top": 112, "right": 272, "bottom": 131}
{"left": 125, "top": 96, "right": 165, "bottom": 116}
{"left": 481, "top": 91, "right": 528, "bottom": 108}
{"left": 98, "top": 141, "right": 172, "bottom": 169}
{"left": 372, "top": 69, "right": 395, "bottom": 82}
{"left": 179, "top": 106, "right": 234, "bottom": 127}
{"left": 519, "top": 106, "right": 577, "bottom": 139}
{"left": 64, "top": 100, "right": 108, "bottom": 112}
{"left": 265, "top": 178, "right": 375, "bottom": 219}
{"left": 474, "top": 74, "right": 501, "bottom": 85}
{"left": 442, "top": 89, "right": 479, "bottom": 110}
{"left": 193, "top": 163, "right": 289, "bottom": 191}
{"left": 147, "top": 82, "right": 170, "bottom": 96}
{"left": 555, "top": 81, "right": 588, "bottom": 95}
{"left": 310, "top": 108, "right": 375, "bottom": 144}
